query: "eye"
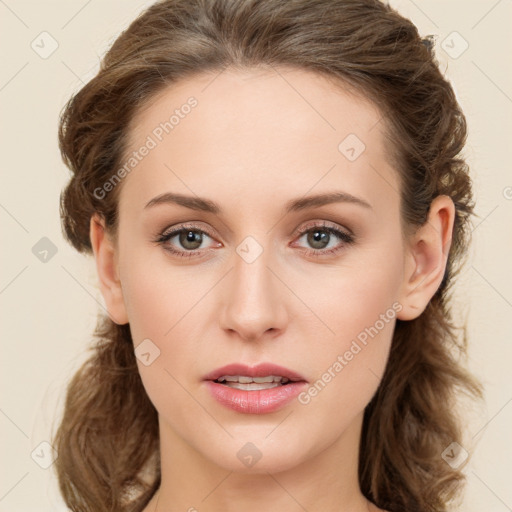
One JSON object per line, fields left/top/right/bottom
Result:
{"left": 293, "top": 221, "right": 355, "bottom": 257}
{"left": 154, "top": 220, "right": 355, "bottom": 259}
{"left": 155, "top": 223, "right": 220, "bottom": 258}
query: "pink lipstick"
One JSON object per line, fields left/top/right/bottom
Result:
{"left": 203, "top": 362, "right": 308, "bottom": 414}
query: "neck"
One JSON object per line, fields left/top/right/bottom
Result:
{"left": 145, "top": 412, "right": 373, "bottom": 512}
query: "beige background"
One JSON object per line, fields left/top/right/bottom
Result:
{"left": 1, "top": 0, "right": 511, "bottom": 510}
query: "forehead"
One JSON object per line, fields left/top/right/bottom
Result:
{"left": 119, "top": 66, "right": 399, "bottom": 216}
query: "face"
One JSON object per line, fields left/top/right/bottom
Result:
{"left": 96, "top": 67, "right": 429, "bottom": 474}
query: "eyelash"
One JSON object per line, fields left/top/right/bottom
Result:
{"left": 154, "top": 221, "right": 355, "bottom": 259}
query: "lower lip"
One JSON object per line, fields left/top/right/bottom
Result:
{"left": 204, "top": 380, "right": 308, "bottom": 414}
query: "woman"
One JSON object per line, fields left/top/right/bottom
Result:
{"left": 53, "top": 0, "right": 482, "bottom": 511}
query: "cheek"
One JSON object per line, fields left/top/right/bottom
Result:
{"left": 118, "top": 251, "right": 218, "bottom": 386}
{"left": 118, "top": 245, "right": 202, "bottom": 342}
{"left": 303, "top": 244, "right": 403, "bottom": 350}
{"left": 119, "top": 263, "right": 205, "bottom": 414}
{"left": 294, "top": 246, "right": 403, "bottom": 416}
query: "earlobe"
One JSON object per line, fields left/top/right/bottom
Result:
{"left": 89, "top": 214, "right": 129, "bottom": 325}
{"left": 397, "top": 195, "right": 455, "bottom": 321}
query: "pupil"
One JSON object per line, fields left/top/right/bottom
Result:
{"left": 180, "top": 230, "right": 202, "bottom": 249}
{"left": 308, "top": 230, "right": 329, "bottom": 249}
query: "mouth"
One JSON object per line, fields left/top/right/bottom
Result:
{"left": 213, "top": 375, "right": 293, "bottom": 390}
{"left": 203, "top": 362, "right": 308, "bottom": 388}
{"left": 202, "top": 363, "right": 308, "bottom": 414}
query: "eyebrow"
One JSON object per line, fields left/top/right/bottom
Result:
{"left": 144, "top": 191, "right": 372, "bottom": 213}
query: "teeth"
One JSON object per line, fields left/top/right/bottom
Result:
{"left": 217, "top": 375, "right": 290, "bottom": 384}
{"left": 253, "top": 376, "right": 276, "bottom": 383}
{"left": 223, "top": 382, "right": 281, "bottom": 390}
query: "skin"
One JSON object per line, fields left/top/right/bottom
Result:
{"left": 89, "top": 67, "right": 454, "bottom": 512}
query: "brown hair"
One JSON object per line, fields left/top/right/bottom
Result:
{"left": 53, "top": 0, "right": 482, "bottom": 511}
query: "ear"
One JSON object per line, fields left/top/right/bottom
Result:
{"left": 89, "top": 213, "right": 129, "bottom": 325}
{"left": 397, "top": 195, "right": 455, "bottom": 321}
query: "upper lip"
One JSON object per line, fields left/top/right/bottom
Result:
{"left": 203, "top": 363, "right": 307, "bottom": 383}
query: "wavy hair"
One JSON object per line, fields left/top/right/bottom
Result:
{"left": 53, "top": 0, "right": 482, "bottom": 511}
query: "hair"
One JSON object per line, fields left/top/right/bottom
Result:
{"left": 53, "top": 0, "right": 483, "bottom": 511}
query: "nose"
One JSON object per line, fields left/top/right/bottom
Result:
{"left": 218, "top": 245, "right": 288, "bottom": 342}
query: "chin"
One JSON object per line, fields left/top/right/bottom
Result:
{"left": 199, "top": 432, "right": 312, "bottom": 475}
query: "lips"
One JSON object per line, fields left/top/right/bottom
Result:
{"left": 202, "top": 362, "right": 308, "bottom": 383}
